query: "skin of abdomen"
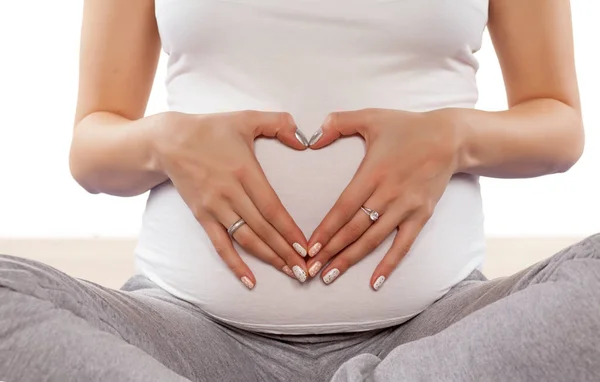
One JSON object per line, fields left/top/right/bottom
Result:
{"left": 134, "top": 136, "right": 486, "bottom": 335}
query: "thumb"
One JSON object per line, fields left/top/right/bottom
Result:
{"left": 252, "top": 111, "right": 309, "bottom": 150}
{"left": 309, "top": 110, "right": 368, "bottom": 150}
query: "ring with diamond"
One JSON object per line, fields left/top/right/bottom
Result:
{"left": 361, "top": 206, "right": 380, "bottom": 222}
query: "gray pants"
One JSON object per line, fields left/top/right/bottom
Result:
{"left": 1, "top": 235, "right": 599, "bottom": 382}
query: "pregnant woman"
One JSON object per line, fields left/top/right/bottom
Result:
{"left": 1, "top": 0, "right": 599, "bottom": 381}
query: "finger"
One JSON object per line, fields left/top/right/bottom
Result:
{"left": 228, "top": 183, "right": 308, "bottom": 282}
{"left": 307, "top": 194, "right": 388, "bottom": 278}
{"left": 201, "top": 218, "right": 257, "bottom": 290}
{"left": 231, "top": 223, "right": 301, "bottom": 282}
{"left": 320, "top": 208, "right": 403, "bottom": 286}
{"left": 210, "top": 200, "right": 300, "bottom": 281}
{"left": 309, "top": 109, "right": 374, "bottom": 149}
{"left": 239, "top": 161, "right": 309, "bottom": 259}
{"left": 306, "top": 161, "right": 377, "bottom": 259}
{"left": 243, "top": 110, "right": 309, "bottom": 150}
{"left": 370, "top": 218, "right": 425, "bottom": 291}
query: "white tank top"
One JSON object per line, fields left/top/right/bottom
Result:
{"left": 135, "top": 0, "right": 489, "bottom": 334}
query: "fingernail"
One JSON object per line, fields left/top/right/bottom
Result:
{"left": 308, "top": 243, "right": 322, "bottom": 257}
{"left": 308, "top": 261, "right": 322, "bottom": 277}
{"left": 241, "top": 276, "right": 254, "bottom": 290}
{"left": 322, "top": 268, "right": 340, "bottom": 284}
{"left": 373, "top": 276, "right": 386, "bottom": 291}
{"left": 293, "top": 243, "right": 307, "bottom": 257}
{"left": 294, "top": 128, "right": 309, "bottom": 147}
{"left": 282, "top": 266, "right": 295, "bottom": 278}
{"left": 292, "top": 265, "right": 307, "bottom": 283}
{"left": 308, "top": 128, "right": 323, "bottom": 146}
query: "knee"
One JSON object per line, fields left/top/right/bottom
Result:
{"left": 546, "top": 235, "right": 600, "bottom": 284}
{"left": 537, "top": 236, "right": 600, "bottom": 319}
{"left": 543, "top": 261, "right": 600, "bottom": 335}
{"left": 571, "top": 234, "right": 600, "bottom": 259}
{"left": 0, "top": 254, "right": 73, "bottom": 302}
{"left": 0, "top": 254, "right": 38, "bottom": 289}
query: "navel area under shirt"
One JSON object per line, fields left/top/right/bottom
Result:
{"left": 135, "top": 0, "right": 489, "bottom": 334}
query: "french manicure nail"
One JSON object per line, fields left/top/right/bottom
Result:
{"left": 322, "top": 268, "right": 340, "bottom": 284}
{"left": 308, "top": 128, "right": 323, "bottom": 146}
{"left": 308, "top": 261, "right": 322, "bottom": 277}
{"left": 241, "top": 276, "right": 254, "bottom": 290}
{"left": 292, "top": 265, "right": 307, "bottom": 283}
{"left": 373, "top": 276, "right": 386, "bottom": 291}
{"left": 308, "top": 243, "right": 322, "bottom": 257}
{"left": 293, "top": 243, "right": 307, "bottom": 257}
{"left": 282, "top": 266, "right": 295, "bottom": 278}
{"left": 295, "top": 128, "right": 309, "bottom": 147}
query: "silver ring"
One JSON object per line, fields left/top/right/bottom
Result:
{"left": 361, "top": 206, "right": 380, "bottom": 222}
{"left": 227, "top": 218, "right": 246, "bottom": 237}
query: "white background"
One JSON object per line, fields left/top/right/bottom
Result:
{"left": 0, "top": 1, "right": 598, "bottom": 238}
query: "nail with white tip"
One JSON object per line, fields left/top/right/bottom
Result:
{"left": 295, "top": 128, "right": 309, "bottom": 147}
{"left": 322, "top": 268, "right": 340, "bottom": 285}
{"left": 308, "top": 128, "right": 323, "bottom": 146}
{"left": 293, "top": 243, "right": 307, "bottom": 257}
{"left": 373, "top": 276, "right": 386, "bottom": 291}
{"left": 292, "top": 265, "right": 307, "bottom": 283}
{"left": 241, "top": 276, "right": 254, "bottom": 290}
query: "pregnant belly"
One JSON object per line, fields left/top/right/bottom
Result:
{"left": 135, "top": 137, "right": 486, "bottom": 334}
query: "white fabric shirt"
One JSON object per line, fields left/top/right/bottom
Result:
{"left": 135, "top": 0, "right": 489, "bottom": 334}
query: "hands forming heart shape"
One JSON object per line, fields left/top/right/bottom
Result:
{"left": 155, "top": 108, "right": 461, "bottom": 291}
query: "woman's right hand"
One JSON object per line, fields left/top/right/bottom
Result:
{"left": 153, "top": 110, "right": 310, "bottom": 289}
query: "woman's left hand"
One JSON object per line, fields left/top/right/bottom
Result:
{"left": 306, "top": 108, "right": 462, "bottom": 290}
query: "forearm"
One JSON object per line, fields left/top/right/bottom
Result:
{"left": 69, "top": 111, "right": 168, "bottom": 196}
{"left": 440, "top": 98, "right": 584, "bottom": 178}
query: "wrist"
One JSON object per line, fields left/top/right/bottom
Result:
{"left": 425, "top": 108, "right": 473, "bottom": 174}
{"left": 149, "top": 111, "right": 203, "bottom": 174}
{"left": 147, "top": 111, "right": 181, "bottom": 175}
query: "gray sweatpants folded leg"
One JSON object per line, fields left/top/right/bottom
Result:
{"left": 0, "top": 254, "right": 263, "bottom": 382}
{"left": 332, "top": 234, "right": 600, "bottom": 382}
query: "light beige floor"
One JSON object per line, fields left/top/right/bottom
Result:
{"left": 0, "top": 237, "right": 584, "bottom": 289}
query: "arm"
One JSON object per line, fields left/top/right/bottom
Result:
{"left": 70, "top": 0, "right": 165, "bottom": 196}
{"left": 447, "top": 0, "right": 583, "bottom": 178}
{"left": 304, "top": 0, "right": 583, "bottom": 287}
{"left": 70, "top": 0, "right": 311, "bottom": 283}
